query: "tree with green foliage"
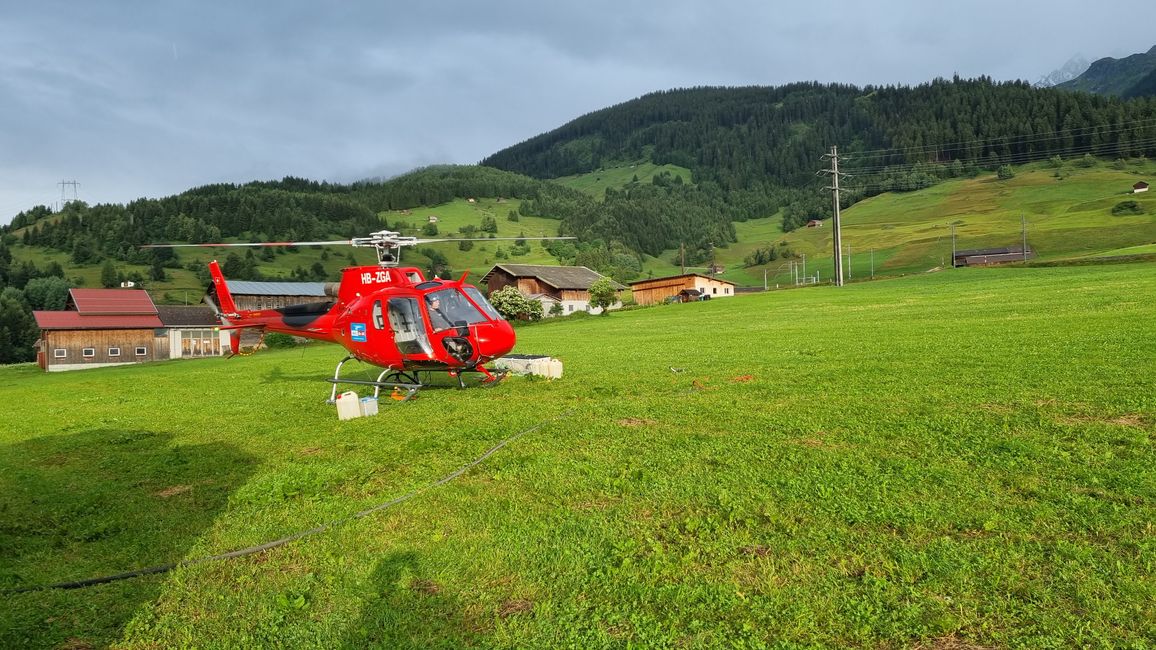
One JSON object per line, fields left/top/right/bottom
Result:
{"left": 100, "top": 259, "right": 120, "bottom": 288}
{"left": 480, "top": 215, "right": 498, "bottom": 233}
{"left": 23, "top": 277, "right": 71, "bottom": 311}
{"left": 488, "top": 286, "right": 542, "bottom": 321}
{"left": 997, "top": 165, "right": 1015, "bottom": 180}
{"left": 588, "top": 277, "right": 617, "bottom": 315}
{"left": 0, "top": 287, "right": 38, "bottom": 363}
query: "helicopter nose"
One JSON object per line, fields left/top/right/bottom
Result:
{"left": 473, "top": 320, "right": 516, "bottom": 359}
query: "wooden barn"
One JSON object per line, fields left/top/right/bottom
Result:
{"left": 952, "top": 247, "right": 1034, "bottom": 267}
{"left": 480, "top": 264, "right": 625, "bottom": 316}
{"left": 156, "top": 305, "right": 226, "bottom": 359}
{"left": 34, "top": 289, "right": 166, "bottom": 372}
{"left": 629, "top": 273, "right": 737, "bottom": 306}
{"left": 216, "top": 280, "right": 331, "bottom": 311}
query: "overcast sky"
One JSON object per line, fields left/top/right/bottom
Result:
{"left": 2, "top": 1, "right": 1153, "bottom": 224}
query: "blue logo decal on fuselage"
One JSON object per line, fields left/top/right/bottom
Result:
{"left": 351, "top": 322, "right": 367, "bottom": 342}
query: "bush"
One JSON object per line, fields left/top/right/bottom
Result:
{"left": 1111, "top": 200, "right": 1145, "bottom": 216}
{"left": 996, "top": 165, "right": 1015, "bottom": 180}
{"left": 264, "top": 333, "right": 298, "bottom": 348}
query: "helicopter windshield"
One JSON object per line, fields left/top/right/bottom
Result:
{"left": 463, "top": 287, "right": 503, "bottom": 321}
{"left": 424, "top": 288, "right": 487, "bottom": 331}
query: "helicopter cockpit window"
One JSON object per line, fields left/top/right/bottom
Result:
{"left": 372, "top": 300, "right": 385, "bottom": 330}
{"left": 387, "top": 297, "right": 433, "bottom": 356}
{"left": 463, "top": 287, "right": 503, "bottom": 321}
{"left": 425, "top": 288, "right": 486, "bottom": 331}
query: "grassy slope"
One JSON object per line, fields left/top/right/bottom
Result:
{"left": 1, "top": 263, "right": 1153, "bottom": 648}
{"left": 554, "top": 163, "right": 693, "bottom": 200}
{"left": 716, "top": 161, "right": 1156, "bottom": 286}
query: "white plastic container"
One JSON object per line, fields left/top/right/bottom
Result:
{"left": 493, "top": 355, "right": 564, "bottom": 379}
{"left": 359, "top": 396, "right": 379, "bottom": 417}
{"left": 336, "top": 391, "right": 362, "bottom": 420}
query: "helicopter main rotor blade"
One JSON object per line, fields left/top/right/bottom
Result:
{"left": 142, "top": 240, "right": 352, "bottom": 248}
{"left": 411, "top": 236, "right": 577, "bottom": 245}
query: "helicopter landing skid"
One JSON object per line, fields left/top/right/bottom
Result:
{"left": 325, "top": 377, "right": 421, "bottom": 403}
{"left": 326, "top": 356, "right": 421, "bottom": 404}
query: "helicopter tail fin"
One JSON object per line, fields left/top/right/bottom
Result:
{"left": 208, "top": 260, "right": 239, "bottom": 316}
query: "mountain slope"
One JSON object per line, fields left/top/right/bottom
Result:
{"left": 1057, "top": 45, "right": 1156, "bottom": 96}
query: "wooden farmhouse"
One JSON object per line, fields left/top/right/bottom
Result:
{"left": 629, "top": 273, "right": 737, "bottom": 306}
{"left": 480, "top": 263, "right": 625, "bottom": 316}
{"left": 33, "top": 289, "right": 225, "bottom": 372}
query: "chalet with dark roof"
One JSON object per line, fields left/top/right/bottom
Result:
{"left": 479, "top": 264, "right": 625, "bottom": 316}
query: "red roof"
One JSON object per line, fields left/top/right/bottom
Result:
{"left": 34, "top": 311, "right": 163, "bottom": 330}
{"left": 69, "top": 289, "right": 158, "bottom": 315}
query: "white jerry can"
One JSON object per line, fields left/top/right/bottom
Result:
{"left": 336, "top": 391, "right": 362, "bottom": 420}
{"left": 359, "top": 396, "right": 379, "bottom": 417}
{"left": 528, "top": 357, "right": 564, "bottom": 379}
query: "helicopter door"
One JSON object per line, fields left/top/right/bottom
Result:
{"left": 386, "top": 297, "right": 433, "bottom": 356}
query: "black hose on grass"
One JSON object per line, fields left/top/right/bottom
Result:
{"left": 3, "top": 409, "right": 574, "bottom": 595}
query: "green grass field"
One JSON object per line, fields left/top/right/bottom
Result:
{"left": 2, "top": 262, "right": 1153, "bottom": 648}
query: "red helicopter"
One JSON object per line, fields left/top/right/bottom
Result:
{"left": 146, "top": 230, "right": 570, "bottom": 402}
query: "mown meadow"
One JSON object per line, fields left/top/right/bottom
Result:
{"left": 1, "top": 263, "right": 1153, "bottom": 648}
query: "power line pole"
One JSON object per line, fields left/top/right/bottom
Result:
{"left": 820, "top": 146, "right": 847, "bottom": 286}
{"left": 58, "top": 179, "right": 80, "bottom": 205}
{"left": 951, "top": 223, "right": 956, "bottom": 268}
{"left": 1021, "top": 216, "right": 1028, "bottom": 261}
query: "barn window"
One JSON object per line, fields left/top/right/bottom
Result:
{"left": 82, "top": 348, "right": 95, "bottom": 358}
{"left": 136, "top": 347, "right": 148, "bottom": 356}
{"left": 54, "top": 349, "right": 66, "bottom": 359}
{"left": 713, "top": 287, "right": 718, "bottom": 294}
{"left": 108, "top": 347, "right": 121, "bottom": 357}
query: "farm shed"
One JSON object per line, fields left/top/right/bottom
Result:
{"left": 33, "top": 288, "right": 164, "bottom": 372}
{"left": 214, "top": 280, "right": 331, "bottom": 311}
{"left": 952, "top": 247, "right": 1034, "bottom": 267}
{"left": 480, "top": 263, "right": 625, "bottom": 316}
{"left": 629, "top": 273, "right": 737, "bottom": 306}
{"left": 1134, "top": 181, "right": 1149, "bottom": 194}
{"left": 156, "top": 305, "right": 227, "bottom": 359}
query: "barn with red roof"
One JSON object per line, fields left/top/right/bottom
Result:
{"left": 33, "top": 289, "right": 224, "bottom": 372}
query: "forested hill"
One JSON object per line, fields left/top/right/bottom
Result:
{"left": 483, "top": 78, "right": 1156, "bottom": 216}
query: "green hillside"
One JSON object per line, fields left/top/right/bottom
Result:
{"left": 554, "top": 162, "right": 693, "bottom": 200}
{"left": 660, "top": 159, "right": 1155, "bottom": 286}
{"left": 8, "top": 157, "right": 1153, "bottom": 300}
{"left": 2, "top": 263, "right": 1153, "bottom": 648}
